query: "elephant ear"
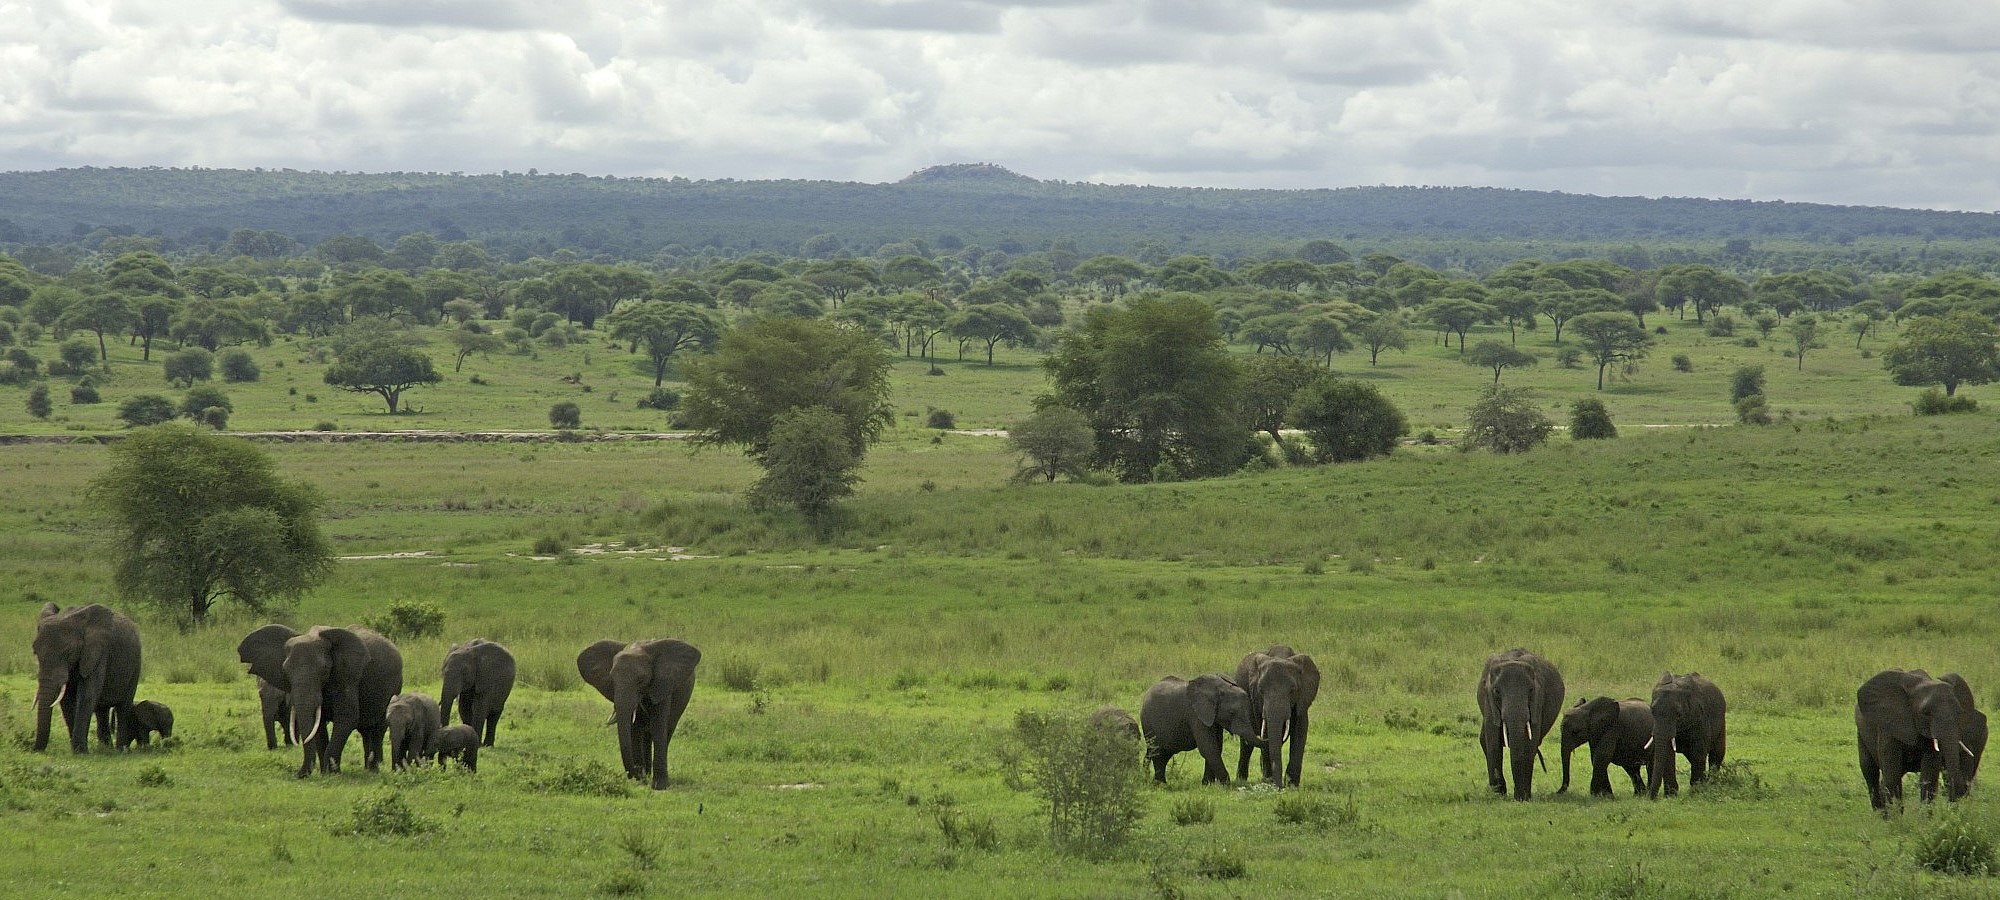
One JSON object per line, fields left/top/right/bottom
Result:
{"left": 577, "top": 640, "right": 626, "bottom": 704}
{"left": 643, "top": 639, "right": 703, "bottom": 705}
{"left": 1586, "top": 696, "right": 1621, "bottom": 734}
{"left": 1235, "top": 652, "right": 1268, "bottom": 693}
{"left": 37, "top": 602, "right": 59, "bottom": 622}
{"left": 316, "top": 627, "right": 369, "bottom": 691}
{"left": 64, "top": 605, "right": 119, "bottom": 676}
{"left": 237, "top": 624, "right": 299, "bottom": 691}
{"left": 1943, "top": 673, "right": 1979, "bottom": 715}
{"left": 1189, "top": 675, "right": 1222, "bottom": 729}
{"left": 1858, "top": 669, "right": 1922, "bottom": 746}
{"left": 1291, "top": 654, "right": 1321, "bottom": 708}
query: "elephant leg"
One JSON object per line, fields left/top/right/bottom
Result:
{"left": 95, "top": 708, "right": 115, "bottom": 747}
{"left": 1621, "top": 764, "right": 1645, "bottom": 796}
{"left": 1859, "top": 741, "right": 1886, "bottom": 809}
{"left": 326, "top": 722, "right": 355, "bottom": 774}
{"left": 1879, "top": 744, "right": 1907, "bottom": 808}
{"left": 1481, "top": 722, "right": 1506, "bottom": 795}
{"left": 1286, "top": 715, "right": 1309, "bottom": 788}
{"left": 1236, "top": 737, "right": 1255, "bottom": 783}
{"left": 263, "top": 718, "right": 278, "bottom": 751}
{"left": 1194, "top": 727, "right": 1228, "bottom": 785}
{"left": 1688, "top": 738, "right": 1710, "bottom": 786}
{"left": 297, "top": 735, "right": 321, "bottom": 779}
{"left": 1147, "top": 747, "right": 1169, "bottom": 784}
{"left": 1919, "top": 750, "right": 1942, "bottom": 803}
{"left": 1590, "top": 758, "right": 1614, "bottom": 797}
{"left": 361, "top": 725, "right": 387, "bottom": 773}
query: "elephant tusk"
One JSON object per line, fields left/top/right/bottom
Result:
{"left": 303, "top": 710, "right": 323, "bottom": 747}
{"left": 1934, "top": 739, "right": 1942, "bottom": 753}
{"left": 1963, "top": 741, "right": 1977, "bottom": 757}
{"left": 1672, "top": 738, "right": 1678, "bottom": 753}
{"left": 52, "top": 683, "right": 66, "bottom": 707}
{"left": 1643, "top": 736, "right": 1652, "bottom": 750}
{"left": 1526, "top": 723, "right": 1534, "bottom": 743}
{"left": 1536, "top": 747, "right": 1548, "bottom": 773}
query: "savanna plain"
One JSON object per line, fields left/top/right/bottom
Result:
{"left": 4, "top": 313, "right": 2000, "bottom": 899}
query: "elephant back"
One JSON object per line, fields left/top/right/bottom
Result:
{"left": 338, "top": 626, "right": 404, "bottom": 729}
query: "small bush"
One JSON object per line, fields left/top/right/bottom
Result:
{"left": 1671, "top": 353, "right": 1693, "bottom": 372}
{"left": 636, "top": 388, "right": 680, "bottom": 410}
{"left": 1170, "top": 797, "right": 1215, "bottom": 826}
{"left": 1729, "top": 365, "right": 1766, "bottom": 402}
{"left": 362, "top": 600, "right": 446, "bottom": 640}
{"left": 194, "top": 406, "right": 229, "bottom": 431}
{"left": 116, "top": 394, "right": 177, "bottom": 428}
{"left": 1706, "top": 315, "right": 1736, "bottom": 337}
{"left": 1735, "top": 395, "right": 1772, "bottom": 425}
{"left": 549, "top": 401, "right": 582, "bottom": 429}
{"left": 342, "top": 791, "right": 436, "bottom": 837}
{"left": 1193, "top": 846, "right": 1248, "bottom": 880}
{"left": 1741, "top": 337, "right": 1760, "bottom": 348}
{"left": 1464, "top": 385, "right": 1553, "bottom": 454}
{"left": 217, "top": 349, "right": 261, "bottom": 383}
{"left": 1012, "top": 709, "right": 1147, "bottom": 859}
{"left": 1273, "top": 792, "right": 1360, "bottom": 831}
{"left": 926, "top": 408, "right": 956, "bottom": 429}
{"left": 1554, "top": 347, "right": 1582, "bottom": 369}
{"left": 532, "top": 535, "right": 568, "bottom": 556}
{"left": 1569, "top": 398, "right": 1616, "bottom": 440}
{"left": 720, "top": 660, "right": 761, "bottom": 692}
{"left": 163, "top": 348, "right": 214, "bottom": 387}
{"left": 1915, "top": 809, "right": 1996, "bottom": 876}
{"left": 528, "top": 758, "right": 633, "bottom": 797}
{"left": 1913, "top": 389, "right": 1979, "bottom": 416}
{"left": 25, "top": 383, "right": 50, "bottom": 419}
{"left": 180, "top": 385, "right": 232, "bottom": 419}
{"left": 616, "top": 824, "right": 662, "bottom": 870}
{"left": 70, "top": 381, "right": 100, "bottom": 404}
{"left": 136, "top": 765, "right": 172, "bottom": 788}
{"left": 313, "top": 421, "right": 337, "bottom": 432}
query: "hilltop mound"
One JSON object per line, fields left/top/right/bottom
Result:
{"left": 897, "top": 163, "right": 1038, "bottom": 185}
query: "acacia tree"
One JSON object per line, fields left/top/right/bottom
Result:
{"left": 1787, "top": 315, "right": 1820, "bottom": 371}
{"left": 1465, "top": 340, "right": 1538, "bottom": 383}
{"left": 1044, "top": 294, "right": 1251, "bottom": 482}
{"left": 1568, "top": 312, "right": 1653, "bottom": 390}
{"left": 605, "top": 301, "right": 721, "bottom": 386}
{"left": 1287, "top": 378, "right": 1406, "bottom": 463}
{"left": 679, "top": 316, "right": 894, "bottom": 512}
{"left": 1007, "top": 405, "right": 1096, "bottom": 483}
{"left": 949, "top": 304, "right": 1034, "bottom": 364}
{"left": 1356, "top": 316, "right": 1410, "bottom": 366}
{"left": 322, "top": 321, "right": 442, "bottom": 413}
{"left": 88, "top": 424, "right": 330, "bottom": 627}
{"left": 1881, "top": 311, "right": 2000, "bottom": 397}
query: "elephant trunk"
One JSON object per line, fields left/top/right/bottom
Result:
{"left": 1261, "top": 695, "right": 1292, "bottom": 786}
{"left": 440, "top": 670, "right": 463, "bottom": 727}
{"left": 1503, "top": 696, "right": 1535, "bottom": 800}
{"left": 1558, "top": 736, "right": 1577, "bottom": 794}
{"left": 31, "top": 672, "right": 64, "bottom": 752}
{"left": 292, "top": 695, "right": 324, "bottom": 777}
{"left": 1941, "top": 721, "right": 1970, "bottom": 802}
{"left": 614, "top": 694, "right": 640, "bottom": 780}
{"left": 1648, "top": 713, "right": 1677, "bottom": 799}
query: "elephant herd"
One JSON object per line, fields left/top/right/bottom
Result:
{"left": 24, "top": 606, "right": 1989, "bottom": 810}
{"left": 29, "top": 603, "right": 701, "bottom": 791}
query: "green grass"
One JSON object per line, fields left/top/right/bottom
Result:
{"left": 1, "top": 319, "right": 1997, "bottom": 896}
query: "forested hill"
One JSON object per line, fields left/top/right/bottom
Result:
{"left": 3, "top": 164, "right": 1998, "bottom": 259}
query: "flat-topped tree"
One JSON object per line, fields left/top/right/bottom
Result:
{"left": 322, "top": 318, "right": 441, "bottom": 414}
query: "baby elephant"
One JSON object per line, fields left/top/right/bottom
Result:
{"left": 1089, "top": 705, "right": 1141, "bottom": 743}
{"left": 386, "top": 693, "right": 443, "bottom": 770}
{"left": 256, "top": 676, "right": 292, "bottom": 750}
{"left": 1139, "top": 674, "right": 1265, "bottom": 785}
{"left": 117, "top": 700, "right": 173, "bottom": 749}
{"left": 1559, "top": 697, "right": 1651, "bottom": 796}
{"left": 433, "top": 724, "right": 480, "bottom": 772}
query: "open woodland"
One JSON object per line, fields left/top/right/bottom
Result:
{"left": 3, "top": 300, "right": 2000, "bottom": 896}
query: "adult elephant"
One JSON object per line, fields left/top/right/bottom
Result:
{"left": 1858, "top": 669, "right": 1986, "bottom": 810}
{"left": 1138, "top": 674, "right": 1265, "bottom": 785}
{"left": 1648, "top": 672, "right": 1727, "bottom": 798}
{"left": 386, "top": 692, "right": 442, "bottom": 770}
{"left": 577, "top": 638, "right": 702, "bottom": 790}
{"left": 1559, "top": 696, "right": 1651, "bottom": 797}
{"left": 440, "top": 638, "right": 515, "bottom": 748}
{"left": 238, "top": 624, "right": 404, "bottom": 779}
{"left": 1234, "top": 645, "right": 1320, "bottom": 788}
{"left": 32, "top": 603, "right": 142, "bottom": 754}
{"left": 1478, "top": 648, "right": 1564, "bottom": 800}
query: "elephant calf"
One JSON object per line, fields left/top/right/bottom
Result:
{"left": 386, "top": 692, "right": 443, "bottom": 771}
{"left": 1138, "top": 674, "right": 1264, "bottom": 785}
{"left": 116, "top": 700, "right": 173, "bottom": 749}
{"left": 434, "top": 724, "right": 480, "bottom": 772}
{"left": 1648, "top": 672, "right": 1727, "bottom": 799}
{"left": 256, "top": 676, "right": 293, "bottom": 751}
{"left": 1089, "top": 705, "right": 1141, "bottom": 744}
{"left": 1559, "top": 697, "right": 1650, "bottom": 797}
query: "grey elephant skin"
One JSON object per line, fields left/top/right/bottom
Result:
{"left": 117, "top": 700, "right": 174, "bottom": 749}
{"left": 386, "top": 692, "right": 442, "bottom": 770}
{"left": 1648, "top": 672, "right": 1726, "bottom": 798}
{"left": 440, "top": 638, "right": 515, "bottom": 747}
{"left": 238, "top": 624, "right": 404, "bottom": 779}
{"left": 578, "top": 638, "right": 701, "bottom": 790}
{"left": 1089, "top": 705, "right": 1141, "bottom": 743}
{"left": 1139, "top": 674, "right": 1264, "bottom": 785}
{"left": 1857, "top": 669, "right": 1988, "bottom": 810}
{"left": 256, "top": 675, "right": 293, "bottom": 750}
{"left": 1559, "top": 696, "right": 1650, "bottom": 796}
{"left": 434, "top": 724, "right": 480, "bottom": 772}
{"left": 32, "top": 603, "right": 142, "bottom": 754}
{"left": 1235, "top": 645, "right": 1320, "bottom": 788}
{"left": 1478, "top": 648, "right": 1565, "bottom": 800}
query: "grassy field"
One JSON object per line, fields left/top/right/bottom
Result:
{"left": 4, "top": 372, "right": 2000, "bottom": 897}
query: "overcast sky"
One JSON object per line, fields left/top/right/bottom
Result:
{"left": 6, "top": 0, "right": 1998, "bottom": 210}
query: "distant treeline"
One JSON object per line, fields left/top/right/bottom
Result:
{"left": 4, "top": 164, "right": 2000, "bottom": 274}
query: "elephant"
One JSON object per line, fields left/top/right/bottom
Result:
{"left": 386, "top": 692, "right": 442, "bottom": 771}
{"left": 440, "top": 638, "right": 516, "bottom": 748}
{"left": 433, "top": 724, "right": 481, "bottom": 772}
{"left": 1089, "top": 705, "right": 1141, "bottom": 743}
{"left": 1478, "top": 648, "right": 1565, "bottom": 800}
{"left": 116, "top": 700, "right": 174, "bottom": 749}
{"left": 32, "top": 603, "right": 142, "bottom": 755}
{"left": 256, "top": 675, "right": 293, "bottom": 750}
{"left": 1558, "top": 697, "right": 1651, "bottom": 797}
{"left": 1138, "top": 674, "right": 1266, "bottom": 785}
{"left": 577, "top": 638, "right": 702, "bottom": 790}
{"left": 1858, "top": 669, "right": 1987, "bottom": 810}
{"left": 1234, "top": 645, "right": 1321, "bottom": 788}
{"left": 1648, "top": 672, "right": 1727, "bottom": 798}
{"left": 238, "top": 624, "right": 404, "bottom": 779}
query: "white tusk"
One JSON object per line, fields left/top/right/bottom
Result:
{"left": 1672, "top": 738, "right": 1678, "bottom": 753}
{"left": 1643, "top": 737, "right": 1652, "bottom": 750}
{"left": 1963, "top": 742, "right": 1976, "bottom": 757}
{"left": 1934, "top": 739, "right": 1942, "bottom": 753}
{"left": 303, "top": 710, "right": 323, "bottom": 747}
{"left": 1526, "top": 724, "right": 1534, "bottom": 742}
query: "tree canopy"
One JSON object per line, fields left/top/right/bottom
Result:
{"left": 679, "top": 316, "right": 895, "bottom": 465}
{"left": 1881, "top": 311, "right": 2000, "bottom": 397}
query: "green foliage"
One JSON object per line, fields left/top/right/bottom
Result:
{"left": 527, "top": 758, "right": 633, "bottom": 798}
{"left": 87, "top": 423, "right": 330, "bottom": 625}
{"left": 746, "top": 406, "right": 861, "bottom": 516}
{"left": 1736, "top": 394, "right": 1773, "bottom": 425}
{"left": 1465, "top": 339, "right": 1538, "bottom": 382}
{"left": 341, "top": 791, "right": 436, "bottom": 838}
{"left": 116, "top": 394, "right": 176, "bottom": 428}
{"left": 636, "top": 388, "right": 679, "bottom": 411}
{"left": 216, "top": 348, "right": 260, "bottom": 383}
{"left": 680, "top": 315, "right": 893, "bottom": 463}
{"left": 69, "top": 380, "right": 99, "bottom": 404}
{"left": 362, "top": 599, "right": 446, "bottom": 640}
{"left": 323, "top": 323, "right": 442, "bottom": 414}
{"left": 1464, "top": 385, "right": 1553, "bottom": 454}
{"left": 1882, "top": 311, "right": 2000, "bottom": 397}
{"left": 135, "top": 765, "right": 171, "bottom": 788}
{"left": 1169, "top": 796, "right": 1214, "bottom": 826}
{"left": 1011, "top": 709, "right": 1146, "bottom": 859}
{"left": 1672, "top": 353, "right": 1693, "bottom": 372}
{"left": 1193, "top": 847, "right": 1248, "bottom": 880}
{"left": 1272, "top": 792, "right": 1360, "bottom": 832}
{"left": 1914, "top": 809, "right": 1996, "bottom": 876}
{"left": 1007, "top": 405, "right": 1095, "bottom": 483}
{"left": 1287, "top": 378, "right": 1407, "bottom": 463}
{"left": 180, "top": 386, "right": 231, "bottom": 420}
{"left": 1912, "top": 389, "right": 1979, "bottom": 415}
{"left": 1555, "top": 347, "right": 1582, "bottom": 369}
{"left": 163, "top": 348, "right": 213, "bottom": 387}
{"left": 549, "top": 401, "right": 582, "bottom": 430}
{"left": 925, "top": 408, "right": 956, "bottom": 429}
{"left": 1730, "top": 365, "right": 1767, "bottom": 403}
{"left": 24, "top": 383, "right": 49, "bottom": 419}
{"left": 1569, "top": 398, "right": 1617, "bottom": 440}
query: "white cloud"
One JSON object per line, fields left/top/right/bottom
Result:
{"left": 0, "top": 0, "right": 1996, "bottom": 209}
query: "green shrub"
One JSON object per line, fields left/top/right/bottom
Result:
{"left": 313, "top": 421, "right": 336, "bottom": 432}
{"left": 217, "top": 349, "right": 261, "bottom": 383}
{"left": 528, "top": 758, "right": 633, "bottom": 797}
{"left": 1913, "top": 389, "right": 1979, "bottom": 415}
{"left": 1194, "top": 846, "right": 1247, "bottom": 880}
{"left": 70, "top": 380, "right": 100, "bottom": 404}
{"left": 1011, "top": 709, "right": 1147, "bottom": 859}
{"left": 532, "top": 534, "right": 568, "bottom": 556}
{"left": 1730, "top": 365, "right": 1766, "bottom": 402}
{"left": 926, "top": 408, "right": 956, "bottom": 429}
{"left": 1287, "top": 378, "right": 1407, "bottom": 463}
{"left": 1735, "top": 395, "right": 1772, "bottom": 425}
{"left": 1170, "top": 797, "right": 1214, "bottom": 826}
{"left": 180, "top": 386, "right": 232, "bottom": 419}
{"left": 362, "top": 599, "right": 446, "bottom": 640}
{"left": 1272, "top": 792, "right": 1359, "bottom": 831}
{"left": 25, "top": 383, "right": 50, "bottom": 419}
{"left": 342, "top": 791, "right": 435, "bottom": 837}
{"left": 116, "top": 394, "right": 177, "bottom": 428}
{"left": 1554, "top": 347, "right": 1582, "bottom": 369}
{"left": 1464, "top": 385, "right": 1552, "bottom": 454}
{"left": 1671, "top": 353, "right": 1693, "bottom": 372}
{"left": 163, "top": 348, "right": 213, "bottom": 387}
{"left": 636, "top": 388, "right": 680, "bottom": 411}
{"left": 549, "top": 401, "right": 582, "bottom": 429}
{"left": 1569, "top": 397, "right": 1616, "bottom": 440}
{"left": 1914, "top": 808, "right": 1996, "bottom": 876}
{"left": 136, "top": 765, "right": 172, "bottom": 788}
{"left": 720, "top": 660, "right": 761, "bottom": 692}
{"left": 1706, "top": 315, "right": 1736, "bottom": 337}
